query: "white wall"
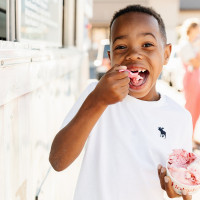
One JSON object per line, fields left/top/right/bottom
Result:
{"left": 0, "top": 43, "right": 89, "bottom": 200}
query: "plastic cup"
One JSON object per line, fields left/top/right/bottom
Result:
{"left": 166, "top": 164, "right": 200, "bottom": 195}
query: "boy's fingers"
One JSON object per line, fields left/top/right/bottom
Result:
{"left": 119, "top": 76, "right": 130, "bottom": 86}
{"left": 157, "top": 164, "right": 162, "bottom": 177}
{"left": 164, "top": 176, "right": 180, "bottom": 198}
{"left": 164, "top": 176, "right": 192, "bottom": 199}
{"left": 108, "top": 65, "right": 127, "bottom": 72}
{"left": 120, "top": 90, "right": 129, "bottom": 99}
{"left": 120, "top": 84, "right": 130, "bottom": 91}
{"left": 158, "top": 166, "right": 166, "bottom": 190}
{"left": 106, "top": 65, "right": 129, "bottom": 79}
{"left": 182, "top": 190, "right": 192, "bottom": 200}
{"left": 182, "top": 195, "right": 192, "bottom": 200}
{"left": 114, "top": 65, "right": 127, "bottom": 71}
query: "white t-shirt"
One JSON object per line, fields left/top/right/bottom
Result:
{"left": 61, "top": 81, "right": 193, "bottom": 200}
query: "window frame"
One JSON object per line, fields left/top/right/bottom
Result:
{"left": 16, "top": 0, "right": 63, "bottom": 48}
{"left": 0, "top": 0, "right": 7, "bottom": 40}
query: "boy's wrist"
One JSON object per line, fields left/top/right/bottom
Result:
{"left": 89, "top": 90, "right": 108, "bottom": 109}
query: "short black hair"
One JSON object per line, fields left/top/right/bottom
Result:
{"left": 110, "top": 4, "right": 167, "bottom": 43}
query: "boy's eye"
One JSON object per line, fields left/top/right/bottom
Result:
{"left": 143, "top": 43, "right": 153, "bottom": 48}
{"left": 115, "top": 45, "right": 126, "bottom": 50}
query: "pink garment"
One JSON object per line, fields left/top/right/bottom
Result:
{"left": 183, "top": 65, "right": 200, "bottom": 133}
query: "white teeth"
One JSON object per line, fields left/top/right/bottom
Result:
{"left": 138, "top": 69, "right": 146, "bottom": 72}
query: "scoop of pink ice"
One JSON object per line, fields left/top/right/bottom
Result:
{"left": 119, "top": 69, "right": 143, "bottom": 83}
{"left": 167, "top": 149, "right": 200, "bottom": 185}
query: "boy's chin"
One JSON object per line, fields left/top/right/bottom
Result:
{"left": 128, "top": 88, "right": 158, "bottom": 101}
{"left": 128, "top": 85, "right": 148, "bottom": 99}
{"left": 128, "top": 91, "right": 147, "bottom": 100}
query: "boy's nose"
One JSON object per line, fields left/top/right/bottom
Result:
{"left": 125, "top": 49, "right": 143, "bottom": 61}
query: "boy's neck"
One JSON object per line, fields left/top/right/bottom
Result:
{"left": 131, "top": 92, "right": 160, "bottom": 102}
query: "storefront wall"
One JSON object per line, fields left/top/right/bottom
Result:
{"left": 0, "top": 44, "right": 89, "bottom": 199}
{"left": 0, "top": 0, "right": 92, "bottom": 199}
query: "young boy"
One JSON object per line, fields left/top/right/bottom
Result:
{"left": 49, "top": 5, "right": 193, "bottom": 200}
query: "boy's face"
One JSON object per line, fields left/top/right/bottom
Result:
{"left": 108, "top": 12, "right": 171, "bottom": 101}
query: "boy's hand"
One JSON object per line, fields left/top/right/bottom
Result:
{"left": 93, "top": 65, "right": 130, "bottom": 106}
{"left": 157, "top": 164, "right": 192, "bottom": 200}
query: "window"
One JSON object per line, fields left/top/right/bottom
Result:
{"left": 16, "top": 0, "right": 63, "bottom": 47}
{"left": 1, "top": 0, "right": 76, "bottom": 48}
{"left": 0, "top": 0, "right": 6, "bottom": 40}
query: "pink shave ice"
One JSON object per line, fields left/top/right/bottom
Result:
{"left": 167, "top": 149, "right": 200, "bottom": 186}
{"left": 119, "top": 69, "right": 143, "bottom": 84}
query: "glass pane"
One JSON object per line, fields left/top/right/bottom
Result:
{"left": 0, "top": 0, "right": 6, "bottom": 9}
{"left": 0, "top": 0, "right": 6, "bottom": 40}
{"left": 103, "top": 45, "right": 110, "bottom": 58}
{"left": 19, "top": 0, "right": 63, "bottom": 47}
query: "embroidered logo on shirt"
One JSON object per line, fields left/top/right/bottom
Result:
{"left": 158, "top": 127, "right": 166, "bottom": 139}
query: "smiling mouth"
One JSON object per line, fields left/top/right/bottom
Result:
{"left": 129, "top": 69, "right": 149, "bottom": 87}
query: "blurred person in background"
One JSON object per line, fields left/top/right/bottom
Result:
{"left": 179, "top": 18, "right": 200, "bottom": 143}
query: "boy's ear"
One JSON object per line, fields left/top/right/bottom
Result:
{"left": 107, "top": 51, "right": 111, "bottom": 60}
{"left": 164, "top": 43, "right": 172, "bottom": 65}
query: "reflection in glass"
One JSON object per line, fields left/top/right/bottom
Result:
{"left": 0, "top": 0, "right": 6, "bottom": 40}
{"left": 20, "top": 0, "right": 63, "bottom": 46}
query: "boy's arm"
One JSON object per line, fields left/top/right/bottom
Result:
{"left": 49, "top": 65, "right": 129, "bottom": 171}
{"left": 49, "top": 91, "right": 107, "bottom": 171}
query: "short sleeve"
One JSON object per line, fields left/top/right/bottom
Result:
{"left": 60, "top": 81, "right": 98, "bottom": 129}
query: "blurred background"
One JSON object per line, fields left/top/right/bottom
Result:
{"left": 1, "top": 0, "right": 200, "bottom": 199}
